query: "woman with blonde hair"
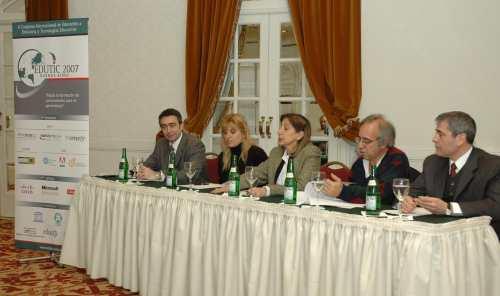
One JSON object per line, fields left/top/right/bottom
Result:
{"left": 218, "top": 113, "right": 267, "bottom": 183}
{"left": 214, "top": 113, "right": 320, "bottom": 197}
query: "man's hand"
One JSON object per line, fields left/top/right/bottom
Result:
{"left": 322, "top": 173, "right": 343, "bottom": 197}
{"left": 137, "top": 166, "right": 159, "bottom": 180}
{"left": 416, "top": 196, "right": 448, "bottom": 214}
{"left": 248, "top": 187, "right": 267, "bottom": 198}
{"left": 401, "top": 196, "right": 417, "bottom": 213}
{"left": 211, "top": 183, "right": 228, "bottom": 194}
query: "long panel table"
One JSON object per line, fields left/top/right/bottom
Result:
{"left": 60, "top": 176, "right": 500, "bottom": 296}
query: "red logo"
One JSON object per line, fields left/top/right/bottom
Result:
{"left": 66, "top": 188, "right": 76, "bottom": 195}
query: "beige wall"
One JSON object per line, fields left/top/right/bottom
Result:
{"left": 360, "top": 0, "right": 500, "bottom": 169}
{"left": 69, "top": 0, "right": 187, "bottom": 174}
{"left": 69, "top": 0, "right": 500, "bottom": 174}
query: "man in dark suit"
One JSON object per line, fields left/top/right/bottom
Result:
{"left": 138, "top": 108, "right": 207, "bottom": 184}
{"left": 322, "top": 114, "right": 410, "bottom": 205}
{"left": 402, "top": 111, "right": 500, "bottom": 237}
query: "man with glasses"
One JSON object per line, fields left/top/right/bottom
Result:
{"left": 402, "top": 111, "right": 500, "bottom": 237}
{"left": 138, "top": 108, "right": 207, "bottom": 184}
{"left": 323, "top": 114, "right": 410, "bottom": 204}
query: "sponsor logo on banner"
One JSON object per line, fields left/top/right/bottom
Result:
{"left": 33, "top": 211, "right": 44, "bottom": 223}
{"left": 67, "top": 157, "right": 87, "bottom": 168}
{"left": 57, "top": 155, "right": 67, "bottom": 167}
{"left": 43, "top": 228, "right": 58, "bottom": 240}
{"left": 17, "top": 132, "right": 37, "bottom": 139}
{"left": 65, "top": 135, "right": 87, "bottom": 143}
{"left": 41, "top": 184, "right": 58, "bottom": 196}
{"left": 39, "top": 133, "right": 62, "bottom": 141}
{"left": 17, "top": 156, "right": 35, "bottom": 164}
{"left": 16, "top": 49, "right": 80, "bottom": 99}
{"left": 54, "top": 213, "right": 63, "bottom": 226}
{"left": 42, "top": 156, "right": 57, "bottom": 166}
{"left": 20, "top": 183, "right": 34, "bottom": 195}
{"left": 23, "top": 227, "right": 37, "bottom": 236}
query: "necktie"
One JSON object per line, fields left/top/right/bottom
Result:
{"left": 450, "top": 163, "right": 457, "bottom": 177}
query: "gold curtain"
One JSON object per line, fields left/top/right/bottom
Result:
{"left": 184, "top": 0, "right": 241, "bottom": 135}
{"left": 288, "top": 0, "right": 361, "bottom": 140}
{"left": 25, "top": 0, "right": 68, "bottom": 21}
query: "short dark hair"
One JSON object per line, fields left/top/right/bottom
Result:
{"left": 158, "top": 108, "right": 182, "bottom": 124}
{"left": 435, "top": 111, "right": 476, "bottom": 144}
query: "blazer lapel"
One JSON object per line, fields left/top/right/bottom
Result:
{"left": 432, "top": 158, "right": 449, "bottom": 198}
{"left": 453, "top": 149, "right": 478, "bottom": 201}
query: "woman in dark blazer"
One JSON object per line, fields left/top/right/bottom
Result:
{"left": 218, "top": 113, "right": 267, "bottom": 183}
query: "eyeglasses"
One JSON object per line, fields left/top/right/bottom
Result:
{"left": 355, "top": 136, "right": 379, "bottom": 145}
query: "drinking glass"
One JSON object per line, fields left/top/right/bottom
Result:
{"left": 245, "top": 166, "right": 257, "bottom": 198}
{"left": 311, "top": 171, "right": 326, "bottom": 192}
{"left": 184, "top": 162, "right": 197, "bottom": 190}
{"left": 310, "top": 171, "right": 326, "bottom": 206}
{"left": 134, "top": 156, "right": 144, "bottom": 179}
{"left": 392, "top": 178, "right": 410, "bottom": 217}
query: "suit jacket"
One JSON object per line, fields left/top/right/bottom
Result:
{"left": 339, "top": 146, "right": 410, "bottom": 205}
{"left": 411, "top": 147, "right": 500, "bottom": 237}
{"left": 240, "top": 143, "right": 321, "bottom": 195}
{"left": 143, "top": 132, "right": 207, "bottom": 184}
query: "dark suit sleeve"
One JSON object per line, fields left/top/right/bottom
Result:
{"left": 177, "top": 137, "right": 207, "bottom": 184}
{"left": 410, "top": 157, "right": 430, "bottom": 197}
{"left": 143, "top": 141, "right": 162, "bottom": 171}
{"left": 459, "top": 171, "right": 500, "bottom": 220}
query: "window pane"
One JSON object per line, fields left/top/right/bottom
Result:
{"left": 279, "top": 101, "right": 302, "bottom": 117}
{"left": 220, "top": 63, "right": 234, "bottom": 97}
{"left": 212, "top": 137, "right": 222, "bottom": 154}
{"left": 280, "top": 23, "right": 298, "bottom": 58}
{"left": 306, "top": 102, "right": 329, "bottom": 136}
{"left": 238, "top": 24, "right": 260, "bottom": 59}
{"left": 280, "top": 62, "right": 302, "bottom": 97}
{"left": 312, "top": 141, "right": 329, "bottom": 165}
{"left": 212, "top": 101, "right": 233, "bottom": 134}
{"left": 238, "top": 63, "right": 259, "bottom": 97}
{"left": 237, "top": 100, "right": 259, "bottom": 134}
{"left": 305, "top": 79, "right": 313, "bottom": 97}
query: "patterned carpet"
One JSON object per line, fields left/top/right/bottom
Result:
{"left": 0, "top": 218, "right": 137, "bottom": 295}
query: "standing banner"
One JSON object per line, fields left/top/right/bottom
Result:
{"left": 13, "top": 18, "right": 89, "bottom": 252}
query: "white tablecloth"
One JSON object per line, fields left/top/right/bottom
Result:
{"left": 60, "top": 176, "right": 500, "bottom": 296}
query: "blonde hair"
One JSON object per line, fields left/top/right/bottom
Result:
{"left": 220, "top": 113, "right": 254, "bottom": 171}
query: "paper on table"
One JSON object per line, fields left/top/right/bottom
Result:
{"left": 297, "top": 182, "right": 365, "bottom": 209}
{"left": 411, "top": 207, "right": 432, "bottom": 216}
{"left": 188, "top": 183, "right": 224, "bottom": 190}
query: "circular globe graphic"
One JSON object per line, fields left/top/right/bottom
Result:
{"left": 17, "top": 49, "right": 47, "bottom": 87}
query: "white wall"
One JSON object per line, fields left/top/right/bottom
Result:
{"left": 69, "top": 0, "right": 187, "bottom": 174}
{"left": 361, "top": 0, "right": 500, "bottom": 169}
{"left": 69, "top": 0, "right": 500, "bottom": 173}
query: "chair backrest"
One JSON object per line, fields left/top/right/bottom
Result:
{"left": 320, "top": 161, "right": 352, "bottom": 182}
{"left": 409, "top": 166, "right": 421, "bottom": 182}
{"left": 205, "top": 152, "right": 220, "bottom": 184}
